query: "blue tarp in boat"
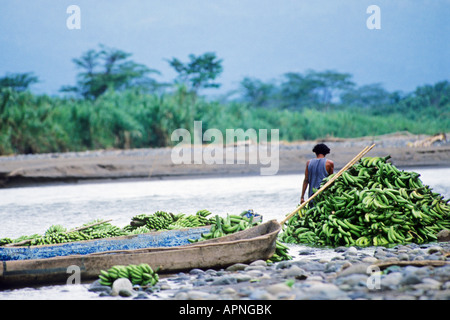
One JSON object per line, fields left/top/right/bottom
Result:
{"left": 0, "top": 227, "right": 210, "bottom": 261}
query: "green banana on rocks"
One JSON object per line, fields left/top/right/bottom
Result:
{"left": 281, "top": 155, "right": 450, "bottom": 247}
{"left": 98, "top": 263, "right": 159, "bottom": 287}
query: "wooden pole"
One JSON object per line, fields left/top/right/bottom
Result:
{"left": 280, "top": 144, "right": 376, "bottom": 225}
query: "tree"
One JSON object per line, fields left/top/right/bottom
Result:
{"left": 239, "top": 77, "right": 277, "bottom": 108}
{"left": 0, "top": 72, "right": 39, "bottom": 92}
{"left": 167, "top": 52, "right": 223, "bottom": 94}
{"left": 305, "top": 70, "right": 355, "bottom": 106}
{"left": 340, "top": 83, "right": 391, "bottom": 108}
{"left": 61, "top": 45, "right": 160, "bottom": 99}
{"left": 279, "top": 72, "right": 320, "bottom": 110}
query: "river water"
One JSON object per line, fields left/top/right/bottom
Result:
{"left": 0, "top": 167, "right": 449, "bottom": 299}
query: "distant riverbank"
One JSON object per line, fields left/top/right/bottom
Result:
{"left": 1, "top": 132, "right": 449, "bottom": 188}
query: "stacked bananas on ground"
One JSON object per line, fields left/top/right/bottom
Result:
{"left": 98, "top": 263, "right": 159, "bottom": 287}
{"left": 281, "top": 155, "right": 450, "bottom": 247}
{"left": 267, "top": 240, "right": 292, "bottom": 263}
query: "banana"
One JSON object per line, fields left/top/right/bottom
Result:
{"left": 410, "top": 190, "right": 424, "bottom": 200}
{"left": 281, "top": 155, "right": 449, "bottom": 249}
{"left": 98, "top": 263, "right": 159, "bottom": 288}
{"left": 373, "top": 197, "right": 390, "bottom": 209}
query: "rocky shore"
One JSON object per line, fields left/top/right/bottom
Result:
{"left": 88, "top": 241, "right": 450, "bottom": 300}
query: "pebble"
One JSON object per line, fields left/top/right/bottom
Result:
{"left": 91, "top": 241, "right": 450, "bottom": 300}
{"left": 111, "top": 278, "right": 133, "bottom": 297}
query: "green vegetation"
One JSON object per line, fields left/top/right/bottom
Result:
{"left": 0, "top": 46, "right": 449, "bottom": 156}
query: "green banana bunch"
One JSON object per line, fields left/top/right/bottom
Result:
{"left": 167, "top": 210, "right": 212, "bottom": 229}
{"left": 192, "top": 211, "right": 291, "bottom": 263}
{"left": 45, "top": 224, "right": 67, "bottom": 235}
{"left": 267, "top": 240, "right": 292, "bottom": 263}
{"left": 281, "top": 155, "right": 450, "bottom": 247}
{"left": 88, "top": 225, "right": 126, "bottom": 239}
{"left": 29, "top": 231, "right": 92, "bottom": 246}
{"left": 129, "top": 226, "right": 151, "bottom": 234}
{"left": 98, "top": 263, "right": 160, "bottom": 287}
{"left": 3, "top": 211, "right": 215, "bottom": 247}
{"left": 0, "top": 238, "right": 13, "bottom": 246}
{"left": 125, "top": 210, "right": 211, "bottom": 232}
{"left": 128, "top": 213, "right": 169, "bottom": 231}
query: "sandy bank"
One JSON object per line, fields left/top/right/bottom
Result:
{"left": 0, "top": 131, "right": 449, "bottom": 188}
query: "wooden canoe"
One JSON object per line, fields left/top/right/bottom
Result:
{"left": 0, "top": 220, "right": 281, "bottom": 288}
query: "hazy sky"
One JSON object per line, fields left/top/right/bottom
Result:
{"left": 0, "top": 0, "right": 449, "bottom": 96}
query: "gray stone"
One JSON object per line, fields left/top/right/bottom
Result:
{"left": 249, "top": 260, "right": 267, "bottom": 267}
{"left": 324, "top": 262, "right": 344, "bottom": 273}
{"left": 398, "top": 253, "right": 409, "bottom": 261}
{"left": 249, "top": 289, "right": 276, "bottom": 300}
{"left": 173, "top": 291, "right": 188, "bottom": 300}
{"left": 118, "top": 289, "right": 134, "bottom": 297}
{"left": 345, "top": 247, "right": 358, "bottom": 255}
{"left": 111, "top": 278, "right": 133, "bottom": 296}
{"left": 427, "top": 246, "right": 443, "bottom": 254}
{"left": 160, "top": 283, "right": 172, "bottom": 290}
{"left": 381, "top": 272, "right": 403, "bottom": 289}
{"left": 133, "top": 292, "right": 149, "bottom": 299}
{"left": 266, "top": 283, "right": 292, "bottom": 295}
{"left": 189, "top": 268, "right": 205, "bottom": 275}
{"left": 400, "top": 274, "right": 422, "bottom": 286}
{"left": 282, "top": 265, "right": 307, "bottom": 280}
{"left": 337, "top": 263, "right": 370, "bottom": 278}
{"left": 225, "top": 263, "right": 248, "bottom": 271}
{"left": 245, "top": 270, "right": 264, "bottom": 278}
{"left": 211, "top": 276, "right": 237, "bottom": 286}
{"left": 234, "top": 274, "right": 252, "bottom": 283}
{"left": 433, "top": 289, "right": 450, "bottom": 300}
{"left": 442, "top": 281, "right": 450, "bottom": 290}
{"left": 413, "top": 278, "right": 441, "bottom": 291}
{"left": 88, "top": 280, "right": 112, "bottom": 294}
{"left": 437, "top": 229, "right": 450, "bottom": 242}
{"left": 302, "top": 262, "right": 326, "bottom": 272}
{"left": 302, "top": 281, "right": 347, "bottom": 300}
{"left": 362, "top": 256, "right": 378, "bottom": 264}
{"left": 186, "top": 290, "right": 213, "bottom": 300}
{"left": 336, "top": 274, "right": 369, "bottom": 287}
{"left": 192, "top": 279, "right": 207, "bottom": 287}
{"left": 244, "top": 265, "right": 267, "bottom": 272}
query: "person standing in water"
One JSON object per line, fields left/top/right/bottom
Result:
{"left": 300, "top": 143, "right": 334, "bottom": 204}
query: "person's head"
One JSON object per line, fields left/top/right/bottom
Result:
{"left": 313, "top": 143, "right": 330, "bottom": 156}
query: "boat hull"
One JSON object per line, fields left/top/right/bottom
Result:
{"left": 0, "top": 220, "right": 281, "bottom": 288}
